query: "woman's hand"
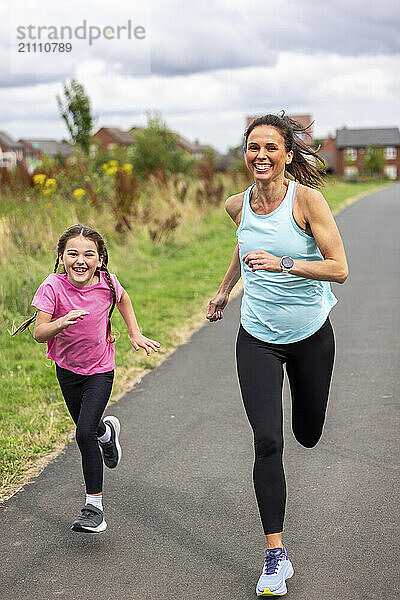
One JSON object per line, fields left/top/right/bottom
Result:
{"left": 129, "top": 332, "right": 161, "bottom": 356}
{"left": 206, "top": 291, "right": 229, "bottom": 322}
{"left": 242, "top": 251, "right": 281, "bottom": 273}
{"left": 59, "top": 310, "right": 90, "bottom": 329}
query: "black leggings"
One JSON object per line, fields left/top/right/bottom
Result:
{"left": 236, "top": 318, "right": 335, "bottom": 534}
{"left": 56, "top": 365, "right": 114, "bottom": 494}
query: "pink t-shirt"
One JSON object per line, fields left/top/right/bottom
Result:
{"left": 32, "top": 271, "right": 124, "bottom": 375}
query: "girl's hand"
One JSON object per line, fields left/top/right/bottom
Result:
{"left": 206, "top": 291, "right": 229, "bottom": 321}
{"left": 129, "top": 332, "right": 161, "bottom": 356}
{"left": 59, "top": 310, "right": 89, "bottom": 329}
{"left": 242, "top": 251, "right": 281, "bottom": 273}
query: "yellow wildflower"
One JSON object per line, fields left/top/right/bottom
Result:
{"left": 102, "top": 163, "right": 108, "bottom": 170}
{"left": 122, "top": 163, "right": 133, "bottom": 174}
{"left": 105, "top": 166, "right": 118, "bottom": 175}
{"left": 38, "top": 178, "right": 57, "bottom": 195}
{"left": 108, "top": 160, "right": 118, "bottom": 167}
{"left": 33, "top": 173, "right": 46, "bottom": 186}
{"left": 73, "top": 188, "right": 86, "bottom": 200}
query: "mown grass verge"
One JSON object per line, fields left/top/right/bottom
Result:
{"left": 0, "top": 178, "right": 389, "bottom": 500}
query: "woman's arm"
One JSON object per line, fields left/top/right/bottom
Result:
{"left": 243, "top": 190, "right": 349, "bottom": 284}
{"left": 206, "top": 192, "right": 244, "bottom": 322}
{"left": 33, "top": 309, "right": 89, "bottom": 342}
{"left": 206, "top": 244, "right": 241, "bottom": 321}
{"left": 116, "top": 290, "right": 160, "bottom": 355}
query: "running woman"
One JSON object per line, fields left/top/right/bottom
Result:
{"left": 14, "top": 224, "right": 160, "bottom": 533}
{"left": 206, "top": 113, "right": 348, "bottom": 596}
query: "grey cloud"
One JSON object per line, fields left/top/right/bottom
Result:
{"left": 1, "top": 0, "right": 399, "bottom": 86}
{"left": 0, "top": 72, "right": 61, "bottom": 88}
{"left": 148, "top": 0, "right": 400, "bottom": 76}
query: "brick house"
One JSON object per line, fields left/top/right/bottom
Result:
{"left": 17, "top": 139, "right": 42, "bottom": 160}
{"left": 19, "top": 139, "right": 73, "bottom": 158}
{"left": 335, "top": 127, "right": 400, "bottom": 180}
{"left": 91, "top": 126, "right": 210, "bottom": 160}
{"left": 18, "top": 139, "right": 74, "bottom": 171}
{"left": 319, "top": 135, "right": 337, "bottom": 174}
{"left": 0, "top": 131, "right": 25, "bottom": 168}
{"left": 91, "top": 127, "right": 138, "bottom": 152}
{"left": 176, "top": 134, "right": 207, "bottom": 160}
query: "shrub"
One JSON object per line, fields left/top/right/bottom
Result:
{"left": 130, "top": 113, "right": 195, "bottom": 179}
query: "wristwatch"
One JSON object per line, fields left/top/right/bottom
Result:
{"left": 280, "top": 256, "right": 294, "bottom": 273}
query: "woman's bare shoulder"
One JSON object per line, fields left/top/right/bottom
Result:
{"left": 295, "top": 182, "right": 331, "bottom": 218}
{"left": 225, "top": 191, "right": 246, "bottom": 224}
{"left": 293, "top": 183, "right": 332, "bottom": 233}
{"left": 295, "top": 182, "right": 327, "bottom": 207}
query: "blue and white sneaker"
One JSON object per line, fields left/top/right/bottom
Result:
{"left": 256, "top": 546, "right": 294, "bottom": 596}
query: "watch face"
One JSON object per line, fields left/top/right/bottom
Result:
{"left": 282, "top": 257, "right": 294, "bottom": 269}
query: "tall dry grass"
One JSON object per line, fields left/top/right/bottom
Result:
{"left": 0, "top": 161, "right": 247, "bottom": 319}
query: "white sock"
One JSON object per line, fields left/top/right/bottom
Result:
{"left": 97, "top": 423, "right": 111, "bottom": 444}
{"left": 86, "top": 494, "right": 103, "bottom": 511}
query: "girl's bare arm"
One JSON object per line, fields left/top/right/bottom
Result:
{"left": 33, "top": 309, "right": 89, "bottom": 342}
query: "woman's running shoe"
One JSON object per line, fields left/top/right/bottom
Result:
{"left": 71, "top": 504, "right": 107, "bottom": 533}
{"left": 256, "top": 546, "right": 294, "bottom": 596}
{"left": 99, "top": 416, "right": 122, "bottom": 468}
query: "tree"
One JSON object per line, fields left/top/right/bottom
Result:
{"left": 202, "top": 146, "right": 219, "bottom": 168}
{"left": 364, "top": 145, "right": 385, "bottom": 177}
{"left": 130, "top": 113, "right": 193, "bottom": 178}
{"left": 56, "top": 79, "right": 94, "bottom": 154}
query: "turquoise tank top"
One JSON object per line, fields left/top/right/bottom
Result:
{"left": 236, "top": 180, "right": 337, "bottom": 343}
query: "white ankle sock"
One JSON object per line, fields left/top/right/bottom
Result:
{"left": 86, "top": 494, "right": 103, "bottom": 511}
{"left": 98, "top": 423, "right": 111, "bottom": 444}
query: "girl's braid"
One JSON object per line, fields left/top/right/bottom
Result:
{"left": 11, "top": 256, "right": 61, "bottom": 335}
{"left": 102, "top": 264, "right": 116, "bottom": 343}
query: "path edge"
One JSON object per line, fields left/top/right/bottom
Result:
{"left": 1, "top": 182, "right": 390, "bottom": 503}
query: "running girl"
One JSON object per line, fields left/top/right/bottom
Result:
{"left": 15, "top": 224, "right": 160, "bottom": 533}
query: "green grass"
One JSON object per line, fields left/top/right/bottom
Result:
{"left": 321, "top": 177, "right": 388, "bottom": 213}
{"left": 0, "top": 178, "right": 389, "bottom": 498}
{"left": 0, "top": 205, "right": 239, "bottom": 497}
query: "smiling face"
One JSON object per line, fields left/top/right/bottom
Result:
{"left": 59, "top": 236, "right": 102, "bottom": 287}
{"left": 245, "top": 125, "right": 293, "bottom": 182}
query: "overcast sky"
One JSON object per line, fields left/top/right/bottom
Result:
{"left": 1, "top": 0, "right": 399, "bottom": 152}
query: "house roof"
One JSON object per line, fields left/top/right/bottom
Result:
{"left": 21, "top": 139, "right": 74, "bottom": 156}
{"left": 176, "top": 134, "right": 204, "bottom": 153}
{"left": 96, "top": 127, "right": 136, "bottom": 144}
{"left": 0, "top": 131, "right": 24, "bottom": 149}
{"left": 336, "top": 128, "right": 400, "bottom": 148}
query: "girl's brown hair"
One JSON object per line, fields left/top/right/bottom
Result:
{"left": 11, "top": 224, "right": 117, "bottom": 342}
{"left": 244, "top": 111, "right": 326, "bottom": 189}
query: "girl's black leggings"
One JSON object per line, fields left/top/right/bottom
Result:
{"left": 56, "top": 365, "right": 114, "bottom": 494}
{"left": 236, "top": 318, "right": 335, "bottom": 535}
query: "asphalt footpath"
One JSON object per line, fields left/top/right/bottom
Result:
{"left": 1, "top": 184, "right": 399, "bottom": 600}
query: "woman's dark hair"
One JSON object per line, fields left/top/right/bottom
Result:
{"left": 244, "top": 111, "right": 325, "bottom": 189}
{"left": 11, "top": 224, "right": 117, "bottom": 342}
